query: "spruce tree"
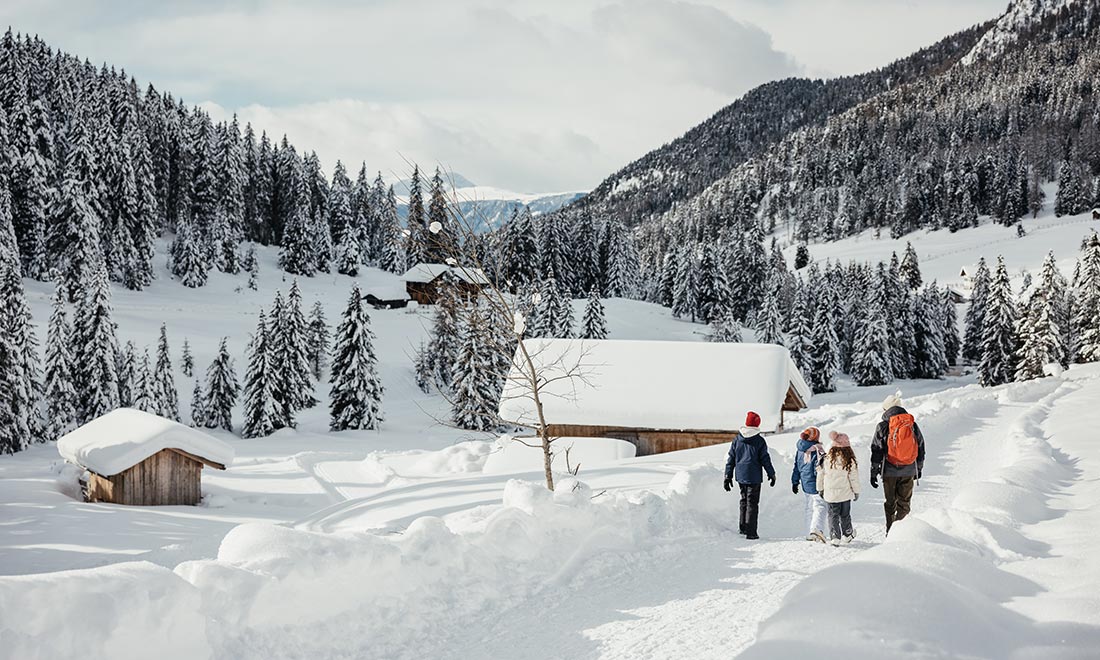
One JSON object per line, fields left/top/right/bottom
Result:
{"left": 695, "top": 242, "right": 731, "bottom": 324}
{"left": 786, "top": 284, "right": 812, "bottom": 374}
{"left": 423, "top": 290, "right": 463, "bottom": 389}
{"left": 708, "top": 306, "right": 743, "bottom": 343}
{"left": 169, "top": 210, "right": 209, "bottom": 287}
{"left": 44, "top": 283, "right": 78, "bottom": 440}
{"left": 808, "top": 301, "right": 840, "bottom": 393}
{"left": 911, "top": 284, "right": 948, "bottom": 379}
{"left": 329, "top": 284, "right": 383, "bottom": 431}
{"left": 963, "top": 257, "right": 991, "bottom": 363}
{"left": 181, "top": 339, "right": 194, "bottom": 377}
{"left": 241, "top": 309, "right": 278, "bottom": 438}
{"left": 405, "top": 165, "right": 427, "bottom": 266}
{"left": 500, "top": 207, "right": 539, "bottom": 290}
{"left": 449, "top": 305, "right": 499, "bottom": 431}
{"left": 270, "top": 282, "right": 316, "bottom": 423}
{"left": 426, "top": 167, "right": 457, "bottom": 262}
{"left": 755, "top": 279, "right": 784, "bottom": 345}
{"left": 72, "top": 256, "right": 120, "bottom": 424}
{"left": 851, "top": 303, "right": 894, "bottom": 386}
{"left": 978, "top": 257, "right": 1018, "bottom": 387}
{"left": 203, "top": 337, "right": 239, "bottom": 431}
{"left": 117, "top": 340, "right": 136, "bottom": 407}
{"left": 900, "top": 242, "right": 922, "bottom": 290}
{"left": 672, "top": 247, "right": 697, "bottom": 321}
{"left": 243, "top": 245, "right": 259, "bottom": 290}
{"left": 581, "top": 288, "right": 608, "bottom": 340}
{"left": 1016, "top": 253, "right": 1068, "bottom": 380}
{"left": 1073, "top": 234, "right": 1100, "bottom": 362}
{"left": 131, "top": 349, "right": 156, "bottom": 414}
{"left": 152, "top": 324, "right": 179, "bottom": 420}
{"left": 307, "top": 301, "right": 330, "bottom": 380}
{"left": 941, "top": 288, "right": 961, "bottom": 367}
{"left": 378, "top": 184, "right": 405, "bottom": 274}
{"left": 190, "top": 379, "right": 206, "bottom": 427}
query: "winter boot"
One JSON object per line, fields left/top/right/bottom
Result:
{"left": 809, "top": 531, "right": 826, "bottom": 543}
{"left": 829, "top": 537, "right": 841, "bottom": 547}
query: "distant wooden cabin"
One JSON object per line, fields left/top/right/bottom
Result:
{"left": 364, "top": 280, "right": 411, "bottom": 309}
{"left": 498, "top": 339, "right": 812, "bottom": 457}
{"left": 403, "top": 263, "right": 490, "bottom": 305}
{"left": 57, "top": 408, "right": 234, "bottom": 506}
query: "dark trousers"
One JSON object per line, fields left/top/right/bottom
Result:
{"left": 738, "top": 482, "right": 762, "bottom": 536}
{"left": 883, "top": 476, "right": 915, "bottom": 532}
{"left": 827, "top": 500, "right": 853, "bottom": 539}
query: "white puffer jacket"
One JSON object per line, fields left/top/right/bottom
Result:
{"left": 816, "top": 455, "right": 861, "bottom": 504}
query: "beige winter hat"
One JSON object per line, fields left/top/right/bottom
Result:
{"left": 882, "top": 390, "right": 903, "bottom": 410}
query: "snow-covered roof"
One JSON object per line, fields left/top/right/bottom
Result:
{"left": 401, "top": 263, "right": 490, "bottom": 286}
{"left": 363, "top": 281, "right": 410, "bottom": 301}
{"left": 57, "top": 408, "right": 235, "bottom": 476}
{"left": 498, "top": 339, "right": 811, "bottom": 433}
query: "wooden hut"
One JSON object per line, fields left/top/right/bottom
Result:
{"left": 57, "top": 408, "right": 234, "bottom": 506}
{"left": 498, "top": 339, "right": 812, "bottom": 456}
{"left": 364, "top": 280, "right": 411, "bottom": 309}
{"left": 403, "top": 263, "right": 490, "bottom": 304}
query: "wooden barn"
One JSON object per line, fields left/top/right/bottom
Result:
{"left": 402, "top": 263, "right": 490, "bottom": 304}
{"left": 57, "top": 408, "right": 234, "bottom": 506}
{"left": 364, "top": 280, "right": 411, "bottom": 309}
{"left": 498, "top": 339, "right": 812, "bottom": 456}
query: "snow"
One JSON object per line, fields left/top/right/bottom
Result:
{"left": 401, "top": 263, "right": 490, "bottom": 285}
{"left": 57, "top": 408, "right": 234, "bottom": 476}
{"left": 482, "top": 436, "right": 637, "bottom": 475}
{"left": 3, "top": 207, "right": 1100, "bottom": 658}
{"left": 499, "top": 339, "right": 810, "bottom": 433}
{"left": 961, "top": 0, "right": 1075, "bottom": 65}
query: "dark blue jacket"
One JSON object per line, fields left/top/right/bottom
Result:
{"left": 791, "top": 439, "right": 822, "bottom": 494}
{"left": 725, "top": 432, "right": 776, "bottom": 484}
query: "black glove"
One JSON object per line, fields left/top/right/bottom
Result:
{"left": 854, "top": 493, "right": 860, "bottom": 502}
{"left": 870, "top": 473, "right": 879, "bottom": 489}
{"left": 769, "top": 475, "right": 776, "bottom": 488}
{"left": 917, "top": 468, "right": 923, "bottom": 480}
{"left": 723, "top": 477, "right": 732, "bottom": 492}
{"left": 792, "top": 483, "right": 799, "bottom": 495}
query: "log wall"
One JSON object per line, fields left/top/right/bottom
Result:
{"left": 86, "top": 449, "right": 203, "bottom": 506}
{"left": 545, "top": 424, "right": 735, "bottom": 457}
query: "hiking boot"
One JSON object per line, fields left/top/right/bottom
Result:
{"left": 842, "top": 535, "right": 855, "bottom": 544}
{"left": 809, "top": 531, "right": 826, "bottom": 544}
{"left": 829, "top": 537, "right": 841, "bottom": 546}
{"left": 746, "top": 534, "right": 760, "bottom": 540}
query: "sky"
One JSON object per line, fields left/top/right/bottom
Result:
{"left": 1, "top": 0, "right": 1009, "bottom": 193}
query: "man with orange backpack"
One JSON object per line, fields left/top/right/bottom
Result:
{"left": 869, "top": 391, "right": 925, "bottom": 534}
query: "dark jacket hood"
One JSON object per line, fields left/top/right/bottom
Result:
{"left": 882, "top": 405, "right": 908, "bottom": 421}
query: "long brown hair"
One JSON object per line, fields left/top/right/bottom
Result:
{"left": 828, "top": 446, "right": 858, "bottom": 472}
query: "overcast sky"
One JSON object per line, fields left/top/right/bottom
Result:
{"left": 1, "top": 0, "right": 1008, "bottom": 192}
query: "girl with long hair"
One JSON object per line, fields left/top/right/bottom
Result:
{"left": 816, "top": 431, "right": 861, "bottom": 545}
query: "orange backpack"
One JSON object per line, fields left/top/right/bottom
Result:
{"left": 886, "top": 414, "right": 919, "bottom": 466}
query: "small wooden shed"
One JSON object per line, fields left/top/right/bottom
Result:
{"left": 498, "top": 339, "right": 812, "bottom": 456}
{"left": 57, "top": 408, "right": 234, "bottom": 506}
{"left": 403, "top": 263, "right": 490, "bottom": 304}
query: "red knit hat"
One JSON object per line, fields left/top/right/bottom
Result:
{"left": 801, "top": 426, "right": 821, "bottom": 442}
{"left": 745, "top": 411, "right": 761, "bottom": 428}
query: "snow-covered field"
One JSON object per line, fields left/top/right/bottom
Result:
{"left": 2, "top": 202, "right": 1099, "bottom": 659}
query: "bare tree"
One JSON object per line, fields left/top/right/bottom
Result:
{"left": 413, "top": 169, "right": 594, "bottom": 491}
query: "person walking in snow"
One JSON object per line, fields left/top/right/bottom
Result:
{"left": 792, "top": 426, "right": 827, "bottom": 543}
{"left": 724, "top": 411, "right": 776, "bottom": 540}
{"left": 816, "top": 431, "right": 860, "bottom": 546}
{"left": 869, "top": 391, "right": 926, "bottom": 534}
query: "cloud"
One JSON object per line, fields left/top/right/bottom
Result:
{"left": 0, "top": 0, "right": 1005, "bottom": 191}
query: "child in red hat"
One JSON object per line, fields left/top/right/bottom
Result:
{"left": 723, "top": 411, "right": 776, "bottom": 540}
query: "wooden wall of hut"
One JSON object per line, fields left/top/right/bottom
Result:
{"left": 544, "top": 424, "right": 735, "bottom": 457}
{"left": 85, "top": 448, "right": 204, "bottom": 506}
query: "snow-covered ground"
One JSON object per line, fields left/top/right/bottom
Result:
{"left": 2, "top": 202, "right": 1099, "bottom": 659}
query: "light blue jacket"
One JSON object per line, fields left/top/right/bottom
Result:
{"left": 791, "top": 439, "right": 823, "bottom": 494}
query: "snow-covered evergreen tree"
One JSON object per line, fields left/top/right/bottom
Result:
{"left": 979, "top": 256, "right": 1018, "bottom": 387}
{"left": 449, "top": 304, "right": 499, "bottom": 432}
{"left": 672, "top": 247, "right": 697, "bottom": 321}
{"left": 708, "top": 305, "right": 743, "bottom": 342}
{"left": 71, "top": 253, "right": 119, "bottom": 424}
{"left": 808, "top": 300, "right": 840, "bottom": 393}
{"left": 581, "top": 288, "right": 608, "bottom": 340}
{"left": 850, "top": 303, "right": 893, "bottom": 386}
{"left": 1072, "top": 233, "right": 1100, "bottom": 363}
{"left": 131, "top": 348, "right": 156, "bottom": 413}
{"left": 241, "top": 309, "right": 278, "bottom": 438}
{"left": 786, "top": 284, "right": 812, "bottom": 375}
{"left": 963, "top": 257, "right": 991, "bottom": 363}
{"left": 755, "top": 279, "right": 784, "bottom": 346}
{"left": 899, "top": 242, "right": 922, "bottom": 290}
{"left": 405, "top": 165, "right": 427, "bottom": 267}
{"left": 181, "top": 339, "right": 194, "bottom": 378}
{"left": 117, "top": 340, "right": 136, "bottom": 407}
{"left": 169, "top": 210, "right": 209, "bottom": 287}
{"left": 426, "top": 167, "right": 457, "bottom": 263}
{"left": 941, "top": 288, "right": 961, "bottom": 367}
{"left": 600, "top": 219, "right": 638, "bottom": 298}
{"left": 270, "top": 282, "right": 316, "bottom": 422}
{"left": 499, "top": 207, "right": 539, "bottom": 290}
{"left": 695, "top": 242, "right": 731, "bottom": 324}
{"left": 421, "top": 290, "right": 463, "bottom": 390}
{"left": 190, "top": 379, "right": 206, "bottom": 427}
{"left": 44, "top": 283, "right": 78, "bottom": 440}
{"left": 202, "top": 337, "right": 239, "bottom": 431}
{"left": 151, "top": 323, "right": 179, "bottom": 420}
{"left": 306, "top": 300, "right": 330, "bottom": 380}
{"left": 329, "top": 284, "right": 383, "bottom": 431}
{"left": 911, "top": 284, "right": 948, "bottom": 379}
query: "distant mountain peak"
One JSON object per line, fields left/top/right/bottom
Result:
{"left": 961, "top": 0, "right": 1083, "bottom": 65}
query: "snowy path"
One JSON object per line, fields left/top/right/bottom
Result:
{"left": 405, "top": 377, "right": 1071, "bottom": 660}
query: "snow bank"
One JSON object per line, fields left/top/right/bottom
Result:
{"left": 173, "top": 465, "right": 730, "bottom": 658}
{"left": 742, "top": 376, "right": 1100, "bottom": 659}
{"left": 57, "top": 408, "right": 234, "bottom": 476}
{"left": 0, "top": 561, "right": 210, "bottom": 660}
{"left": 482, "top": 436, "right": 636, "bottom": 474}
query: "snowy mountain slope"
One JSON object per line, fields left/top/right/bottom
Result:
{"left": 393, "top": 173, "right": 585, "bottom": 230}
{"left": 961, "top": 0, "right": 1082, "bottom": 64}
